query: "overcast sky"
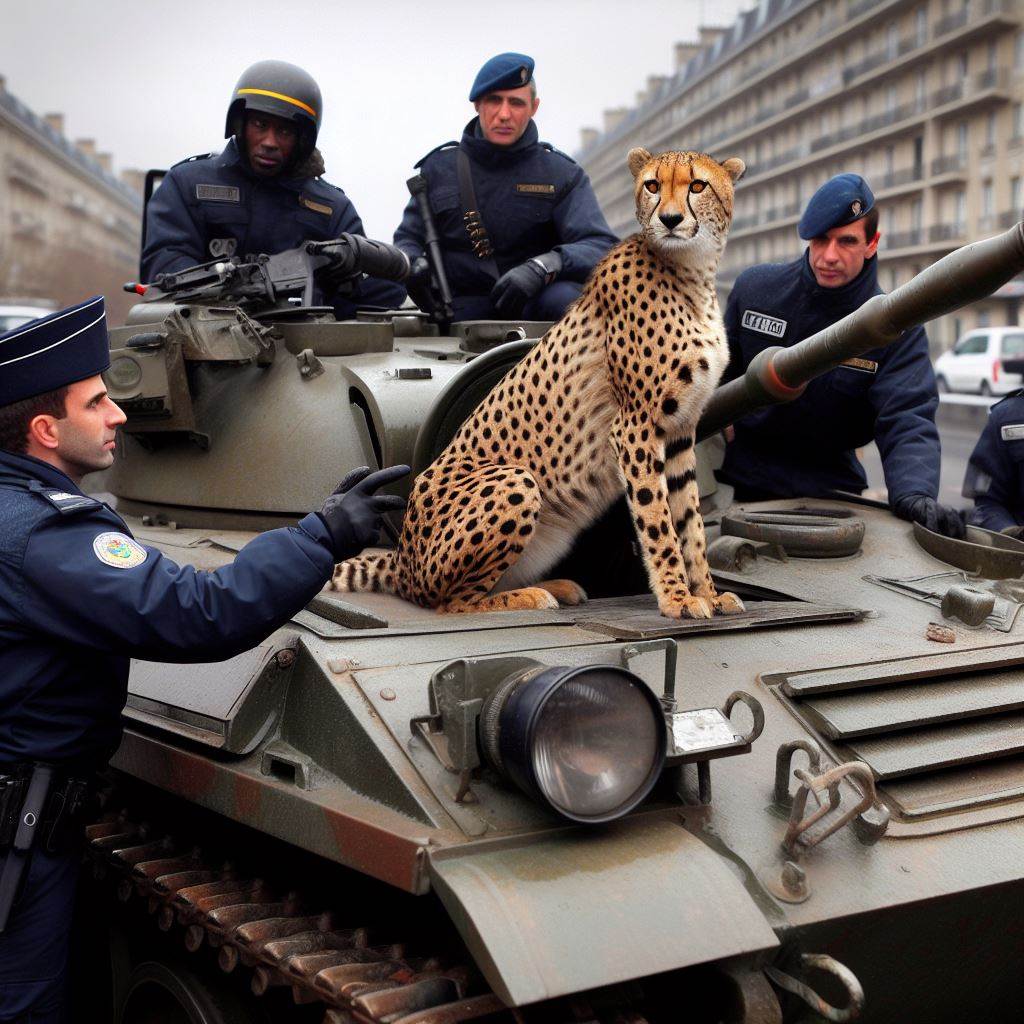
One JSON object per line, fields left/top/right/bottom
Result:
{"left": 1, "top": 0, "right": 749, "bottom": 239}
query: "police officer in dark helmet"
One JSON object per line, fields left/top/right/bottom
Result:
{"left": 0, "top": 298, "right": 408, "bottom": 1022}
{"left": 141, "top": 60, "right": 406, "bottom": 316}
{"left": 963, "top": 390, "right": 1024, "bottom": 535}
{"left": 394, "top": 52, "right": 618, "bottom": 322}
{"left": 718, "top": 173, "right": 964, "bottom": 538}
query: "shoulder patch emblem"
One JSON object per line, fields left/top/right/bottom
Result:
{"left": 196, "top": 184, "right": 240, "bottom": 202}
{"left": 299, "top": 195, "right": 333, "bottom": 216}
{"left": 741, "top": 309, "right": 787, "bottom": 338}
{"left": 1001, "top": 423, "right": 1024, "bottom": 441}
{"left": 516, "top": 183, "right": 556, "bottom": 195}
{"left": 208, "top": 237, "right": 237, "bottom": 258}
{"left": 93, "top": 532, "right": 148, "bottom": 569}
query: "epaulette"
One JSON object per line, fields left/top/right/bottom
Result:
{"left": 26, "top": 481, "right": 101, "bottom": 515}
{"left": 991, "top": 388, "right": 1024, "bottom": 409}
{"left": 414, "top": 141, "right": 459, "bottom": 168}
{"left": 539, "top": 142, "right": 578, "bottom": 164}
{"left": 170, "top": 152, "right": 215, "bottom": 169}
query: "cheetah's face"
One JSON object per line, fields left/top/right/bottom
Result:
{"left": 627, "top": 148, "right": 745, "bottom": 258}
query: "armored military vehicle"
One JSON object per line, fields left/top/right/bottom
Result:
{"left": 83, "top": 226, "right": 1024, "bottom": 1024}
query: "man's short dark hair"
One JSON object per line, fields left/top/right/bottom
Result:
{"left": 862, "top": 207, "right": 879, "bottom": 242}
{"left": 0, "top": 387, "right": 68, "bottom": 455}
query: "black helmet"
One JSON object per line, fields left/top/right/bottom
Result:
{"left": 225, "top": 60, "right": 323, "bottom": 162}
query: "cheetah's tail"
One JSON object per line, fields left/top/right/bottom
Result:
{"left": 330, "top": 551, "right": 398, "bottom": 594}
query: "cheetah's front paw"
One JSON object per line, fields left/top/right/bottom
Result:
{"left": 659, "top": 595, "right": 713, "bottom": 620}
{"left": 712, "top": 592, "right": 746, "bottom": 615}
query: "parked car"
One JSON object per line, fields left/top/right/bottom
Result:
{"left": 933, "top": 326, "right": 1024, "bottom": 395}
{"left": 0, "top": 303, "right": 55, "bottom": 333}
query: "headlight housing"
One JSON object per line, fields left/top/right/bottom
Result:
{"left": 479, "top": 665, "right": 667, "bottom": 823}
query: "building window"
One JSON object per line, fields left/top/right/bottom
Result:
{"left": 953, "top": 190, "right": 966, "bottom": 228}
{"left": 956, "top": 51, "right": 968, "bottom": 79}
{"left": 978, "top": 310, "right": 991, "bottom": 328}
{"left": 982, "top": 180, "right": 994, "bottom": 219}
{"left": 956, "top": 122, "right": 969, "bottom": 159}
{"left": 916, "top": 7, "right": 928, "bottom": 46}
{"left": 1012, "top": 177, "right": 1022, "bottom": 213}
{"left": 988, "top": 40, "right": 998, "bottom": 72}
{"left": 1015, "top": 104, "right": 1024, "bottom": 141}
{"left": 1016, "top": 31, "right": 1024, "bottom": 68}
{"left": 911, "top": 198, "right": 923, "bottom": 231}
{"left": 887, "top": 22, "right": 898, "bottom": 59}
{"left": 986, "top": 112, "right": 997, "bottom": 149}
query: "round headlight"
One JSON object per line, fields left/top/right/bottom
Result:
{"left": 479, "top": 665, "right": 667, "bottom": 823}
{"left": 105, "top": 355, "right": 143, "bottom": 397}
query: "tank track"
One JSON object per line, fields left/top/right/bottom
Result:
{"left": 85, "top": 814, "right": 507, "bottom": 1024}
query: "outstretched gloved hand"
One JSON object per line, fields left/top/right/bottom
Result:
{"left": 317, "top": 465, "right": 410, "bottom": 560}
{"left": 893, "top": 494, "right": 966, "bottom": 539}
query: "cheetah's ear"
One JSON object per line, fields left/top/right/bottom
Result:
{"left": 722, "top": 157, "right": 746, "bottom": 183}
{"left": 627, "top": 147, "right": 652, "bottom": 179}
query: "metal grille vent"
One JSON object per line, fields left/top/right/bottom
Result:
{"left": 763, "top": 643, "right": 1024, "bottom": 819}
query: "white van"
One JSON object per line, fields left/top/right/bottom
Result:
{"left": 933, "top": 327, "right": 1024, "bottom": 396}
{"left": 0, "top": 304, "right": 55, "bottom": 334}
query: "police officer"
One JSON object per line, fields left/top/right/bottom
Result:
{"left": 140, "top": 60, "right": 405, "bottom": 317}
{"left": 0, "top": 298, "right": 408, "bottom": 1022}
{"left": 394, "top": 52, "right": 618, "bottom": 322}
{"left": 963, "top": 390, "right": 1024, "bottom": 534}
{"left": 719, "top": 173, "right": 964, "bottom": 538}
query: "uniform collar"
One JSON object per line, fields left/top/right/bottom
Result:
{"left": 0, "top": 449, "right": 84, "bottom": 493}
{"left": 460, "top": 117, "right": 539, "bottom": 165}
{"left": 799, "top": 249, "right": 879, "bottom": 310}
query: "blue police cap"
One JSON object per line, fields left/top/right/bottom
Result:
{"left": 469, "top": 52, "right": 535, "bottom": 102}
{"left": 0, "top": 296, "right": 110, "bottom": 408}
{"left": 798, "top": 173, "right": 875, "bottom": 240}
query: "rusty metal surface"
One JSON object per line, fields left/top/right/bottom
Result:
{"left": 844, "top": 714, "right": 1024, "bottom": 781}
{"left": 913, "top": 521, "right": 1024, "bottom": 579}
{"left": 802, "top": 673, "right": 1024, "bottom": 739}
{"left": 427, "top": 814, "right": 778, "bottom": 1006}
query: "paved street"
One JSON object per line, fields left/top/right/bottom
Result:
{"left": 860, "top": 394, "right": 992, "bottom": 509}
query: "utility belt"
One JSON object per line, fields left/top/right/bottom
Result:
{"left": 0, "top": 764, "right": 96, "bottom": 855}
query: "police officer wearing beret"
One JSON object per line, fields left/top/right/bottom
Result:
{"left": 394, "top": 52, "right": 618, "bottom": 322}
{"left": 0, "top": 298, "right": 408, "bottom": 1022}
{"left": 141, "top": 60, "right": 406, "bottom": 317}
{"left": 963, "top": 390, "right": 1024, "bottom": 535}
{"left": 719, "top": 173, "right": 964, "bottom": 538}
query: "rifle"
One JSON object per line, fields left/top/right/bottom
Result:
{"left": 407, "top": 174, "right": 454, "bottom": 323}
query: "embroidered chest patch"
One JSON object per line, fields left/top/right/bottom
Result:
{"left": 840, "top": 357, "right": 878, "bottom": 374}
{"left": 741, "top": 309, "right": 787, "bottom": 338}
{"left": 93, "top": 532, "right": 148, "bottom": 569}
{"left": 299, "top": 195, "right": 333, "bottom": 215}
{"left": 516, "top": 183, "right": 556, "bottom": 195}
{"left": 1001, "top": 423, "right": 1024, "bottom": 441}
{"left": 195, "top": 184, "right": 240, "bottom": 202}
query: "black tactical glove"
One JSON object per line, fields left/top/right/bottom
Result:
{"left": 893, "top": 494, "right": 966, "bottom": 539}
{"left": 406, "top": 256, "right": 438, "bottom": 314}
{"left": 490, "top": 252, "right": 562, "bottom": 318}
{"left": 317, "top": 465, "right": 409, "bottom": 560}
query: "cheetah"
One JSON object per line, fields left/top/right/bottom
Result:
{"left": 334, "top": 147, "right": 746, "bottom": 619}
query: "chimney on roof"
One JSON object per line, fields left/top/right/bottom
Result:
{"left": 44, "top": 113, "right": 64, "bottom": 136}
{"left": 96, "top": 152, "right": 113, "bottom": 174}
{"left": 603, "top": 108, "right": 629, "bottom": 132}
{"left": 674, "top": 42, "right": 701, "bottom": 69}
{"left": 580, "top": 127, "right": 600, "bottom": 150}
{"left": 76, "top": 138, "right": 96, "bottom": 157}
{"left": 699, "top": 26, "right": 727, "bottom": 48}
{"left": 120, "top": 169, "right": 146, "bottom": 196}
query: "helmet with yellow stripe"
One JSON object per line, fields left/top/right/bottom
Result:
{"left": 225, "top": 60, "right": 323, "bottom": 163}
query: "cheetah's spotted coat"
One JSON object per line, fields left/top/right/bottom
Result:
{"left": 334, "top": 148, "right": 746, "bottom": 619}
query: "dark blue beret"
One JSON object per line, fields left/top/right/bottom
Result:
{"left": 0, "top": 296, "right": 109, "bottom": 408}
{"left": 469, "top": 52, "right": 534, "bottom": 102}
{"left": 798, "top": 173, "right": 875, "bottom": 240}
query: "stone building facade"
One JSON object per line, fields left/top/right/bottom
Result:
{"left": 577, "top": 0, "right": 1024, "bottom": 351}
{"left": 0, "top": 76, "right": 143, "bottom": 323}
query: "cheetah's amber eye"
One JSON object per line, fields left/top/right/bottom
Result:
{"left": 690, "top": 180, "right": 707, "bottom": 194}
{"left": 644, "top": 180, "right": 659, "bottom": 194}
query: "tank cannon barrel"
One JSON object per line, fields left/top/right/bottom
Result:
{"left": 697, "top": 223, "right": 1024, "bottom": 440}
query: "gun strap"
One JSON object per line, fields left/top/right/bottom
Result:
{"left": 456, "top": 148, "right": 500, "bottom": 280}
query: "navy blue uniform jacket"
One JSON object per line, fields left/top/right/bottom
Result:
{"left": 393, "top": 119, "right": 617, "bottom": 295}
{"left": 0, "top": 450, "right": 336, "bottom": 769}
{"left": 720, "top": 253, "right": 940, "bottom": 505}
{"left": 140, "top": 140, "right": 406, "bottom": 316}
{"left": 964, "top": 392, "right": 1024, "bottom": 531}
